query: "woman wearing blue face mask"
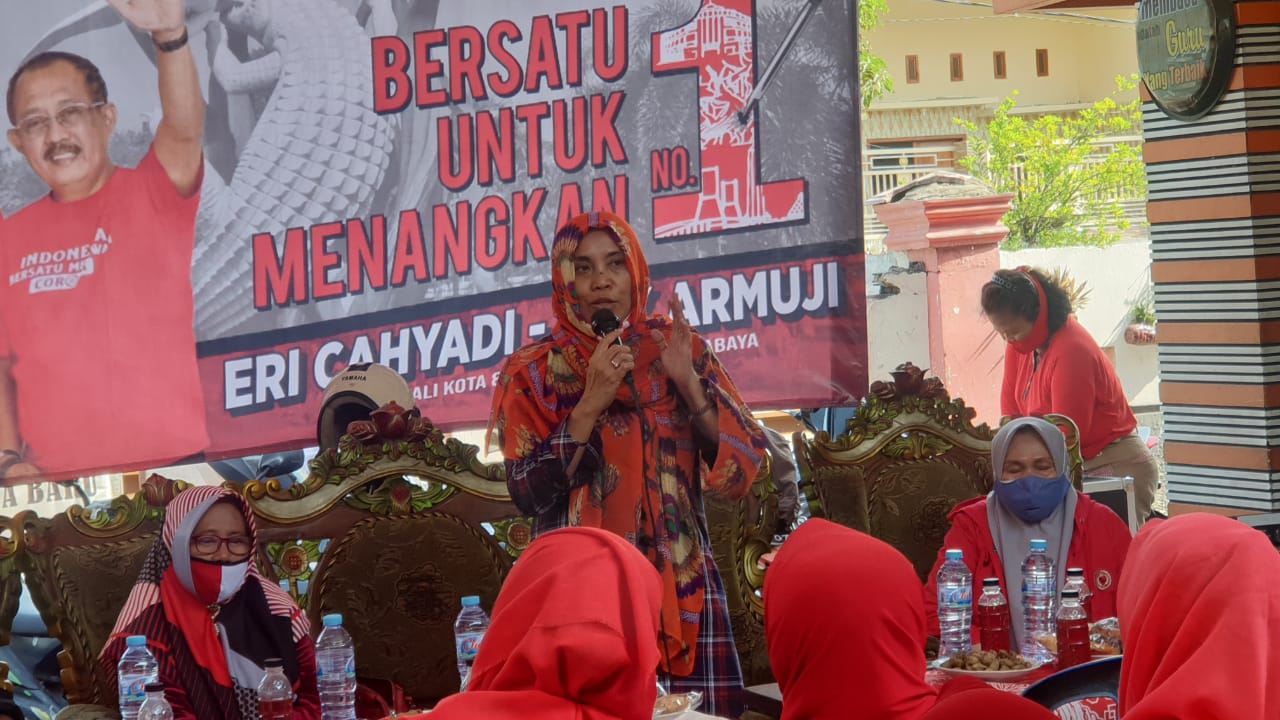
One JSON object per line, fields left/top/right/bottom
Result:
{"left": 922, "top": 417, "right": 1133, "bottom": 647}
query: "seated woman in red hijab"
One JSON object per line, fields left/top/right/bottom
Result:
{"left": 923, "top": 417, "right": 1131, "bottom": 649}
{"left": 1118, "top": 514, "right": 1280, "bottom": 719}
{"left": 100, "top": 486, "right": 319, "bottom": 719}
{"left": 421, "top": 527, "right": 719, "bottom": 720}
{"left": 764, "top": 518, "right": 1056, "bottom": 720}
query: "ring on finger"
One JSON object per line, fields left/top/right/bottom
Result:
{"left": 611, "top": 359, "right": 620, "bottom": 369}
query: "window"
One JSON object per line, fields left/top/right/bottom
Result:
{"left": 906, "top": 55, "right": 920, "bottom": 83}
{"left": 950, "top": 54, "right": 964, "bottom": 82}
{"left": 994, "top": 51, "right": 1007, "bottom": 79}
{"left": 1036, "top": 48, "right": 1050, "bottom": 77}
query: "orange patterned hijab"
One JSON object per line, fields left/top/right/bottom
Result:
{"left": 489, "top": 211, "right": 766, "bottom": 676}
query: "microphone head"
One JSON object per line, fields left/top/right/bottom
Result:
{"left": 590, "top": 308, "right": 621, "bottom": 337}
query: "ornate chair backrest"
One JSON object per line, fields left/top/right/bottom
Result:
{"left": 17, "top": 480, "right": 182, "bottom": 706}
{"left": 796, "top": 364, "right": 996, "bottom": 581}
{"left": 0, "top": 514, "right": 26, "bottom": 695}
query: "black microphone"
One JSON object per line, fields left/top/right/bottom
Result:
{"left": 590, "top": 309, "right": 625, "bottom": 346}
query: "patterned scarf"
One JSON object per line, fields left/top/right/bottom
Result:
{"left": 489, "top": 211, "right": 765, "bottom": 676}
{"left": 101, "top": 486, "right": 308, "bottom": 718}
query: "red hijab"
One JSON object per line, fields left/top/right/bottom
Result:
{"left": 423, "top": 527, "right": 663, "bottom": 720}
{"left": 1119, "top": 514, "right": 1280, "bottom": 719}
{"left": 765, "top": 519, "right": 939, "bottom": 720}
{"left": 922, "top": 684, "right": 1058, "bottom": 719}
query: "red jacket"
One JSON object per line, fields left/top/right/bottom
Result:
{"left": 1001, "top": 316, "right": 1136, "bottom": 459}
{"left": 923, "top": 494, "right": 1132, "bottom": 642}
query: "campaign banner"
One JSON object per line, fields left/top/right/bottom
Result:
{"left": 0, "top": 0, "right": 866, "bottom": 479}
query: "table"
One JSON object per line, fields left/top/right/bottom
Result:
{"left": 744, "top": 683, "right": 782, "bottom": 718}
{"left": 746, "top": 671, "right": 1117, "bottom": 720}
{"left": 746, "top": 671, "right": 1045, "bottom": 718}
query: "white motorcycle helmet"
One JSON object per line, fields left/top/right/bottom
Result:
{"left": 316, "top": 362, "right": 416, "bottom": 451}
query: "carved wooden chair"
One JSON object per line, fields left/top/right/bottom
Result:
{"left": 14, "top": 484, "right": 175, "bottom": 707}
{"left": 797, "top": 364, "right": 1086, "bottom": 582}
{"left": 795, "top": 364, "right": 995, "bottom": 582}
{"left": 16, "top": 406, "right": 527, "bottom": 711}
{"left": 249, "top": 408, "right": 524, "bottom": 708}
{"left": 0, "top": 517, "right": 24, "bottom": 696}
{"left": 704, "top": 450, "right": 777, "bottom": 686}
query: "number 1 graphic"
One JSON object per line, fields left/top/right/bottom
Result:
{"left": 651, "top": 0, "right": 809, "bottom": 239}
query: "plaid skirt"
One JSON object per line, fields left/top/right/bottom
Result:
{"left": 661, "top": 551, "right": 745, "bottom": 718}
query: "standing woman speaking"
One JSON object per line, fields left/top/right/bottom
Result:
{"left": 488, "top": 211, "right": 767, "bottom": 716}
{"left": 982, "top": 267, "right": 1159, "bottom": 522}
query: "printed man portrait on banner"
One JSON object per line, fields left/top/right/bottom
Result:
{"left": 0, "top": 0, "right": 207, "bottom": 482}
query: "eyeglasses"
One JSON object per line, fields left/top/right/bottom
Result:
{"left": 13, "top": 102, "right": 107, "bottom": 140}
{"left": 191, "top": 535, "right": 253, "bottom": 557}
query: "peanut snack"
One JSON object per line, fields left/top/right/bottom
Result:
{"left": 942, "top": 649, "right": 1035, "bottom": 672}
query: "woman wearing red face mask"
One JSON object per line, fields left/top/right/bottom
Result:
{"left": 923, "top": 417, "right": 1132, "bottom": 647}
{"left": 982, "top": 267, "right": 1159, "bottom": 523}
{"left": 100, "top": 486, "right": 320, "bottom": 719}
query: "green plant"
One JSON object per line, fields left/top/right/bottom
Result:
{"left": 956, "top": 76, "right": 1146, "bottom": 249}
{"left": 859, "top": 0, "right": 892, "bottom": 110}
{"left": 1131, "top": 302, "right": 1156, "bottom": 326}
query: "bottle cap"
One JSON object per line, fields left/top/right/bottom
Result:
{"left": 1030, "top": 538, "right": 1048, "bottom": 551}
{"left": 264, "top": 658, "right": 283, "bottom": 668}
{"left": 1067, "top": 567, "right": 1085, "bottom": 577}
{"left": 1062, "top": 589, "right": 1079, "bottom": 599}
{"left": 145, "top": 683, "right": 164, "bottom": 693}
{"left": 126, "top": 635, "right": 147, "bottom": 647}
{"left": 982, "top": 577, "right": 1000, "bottom": 587}
{"left": 461, "top": 595, "right": 481, "bottom": 607}
{"left": 322, "top": 613, "right": 343, "bottom": 627}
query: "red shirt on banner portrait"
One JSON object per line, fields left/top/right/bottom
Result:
{"left": 0, "top": 147, "right": 207, "bottom": 477}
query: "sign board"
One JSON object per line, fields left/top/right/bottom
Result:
{"left": 1137, "top": 0, "right": 1236, "bottom": 121}
{"left": 0, "top": 0, "right": 867, "bottom": 479}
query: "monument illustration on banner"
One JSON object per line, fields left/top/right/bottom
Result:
{"left": 651, "top": 0, "right": 814, "bottom": 238}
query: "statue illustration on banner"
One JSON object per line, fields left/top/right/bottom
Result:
{"left": 0, "top": 0, "right": 867, "bottom": 481}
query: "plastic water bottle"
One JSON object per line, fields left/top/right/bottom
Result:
{"left": 1055, "top": 589, "right": 1091, "bottom": 669}
{"left": 936, "top": 549, "right": 973, "bottom": 658}
{"left": 315, "top": 614, "right": 357, "bottom": 720}
{"left": 454, "top": 595, "right": 491, "bottom": 690}
{"left": 257, "top": 658, "right": 294, "bottom": 720}
{"left": 118, "top": 635, "right": 159, "bottom": 720}
{"left": 1020, "top": 538, "right": 1057, "bottom": 663}
{"left": 976, "top": 578, "right": 1011, "bottom": 653}
{"left": 136, "top": 683, "right": 172, "bottom": 720}
{"left": 1063, "top": 567, "right": 1094, "bottom": 622}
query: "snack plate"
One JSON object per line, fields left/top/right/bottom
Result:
{"left": 929, "top": 657, "right": 1045, "bottom": 681}
{"left": 654, "top": 690, "right": 704, "bottom": 718}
